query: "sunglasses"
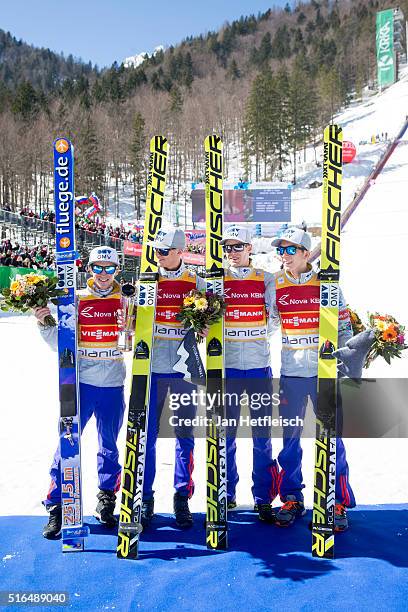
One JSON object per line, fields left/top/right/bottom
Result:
{"left": 223, "top": 243, "right": 248, "bottom": 253}
{"left": 276, "top": 245, "right": 305, "bottom": 256}
{"left": 91, "top": 264, "right": 117, "bottom": 275}
{"left": 154, "top": 248, "right": 175, "bottom": 256}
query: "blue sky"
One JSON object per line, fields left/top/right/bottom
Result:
{"left": 1, "top": 0, "right": 290, "bottom": 68}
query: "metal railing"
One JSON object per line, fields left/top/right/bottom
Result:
{"left": 0, "top": 209, "right": 127, "bottom": 253}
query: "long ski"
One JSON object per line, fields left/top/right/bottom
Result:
{"left": 53, "top": 138, "right": 88, "bottom": 552}
{"left": 312, "top": 124, "right": 343, "bottom": 559}
{"left": 117, "top": 135, "right": 168, "bottom": 560}
{"left": 204, "top": 134, "right": 227, "bottom": 550}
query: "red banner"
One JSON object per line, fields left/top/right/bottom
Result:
{"left": 123, "top": 241, "right": 142, "bottom": 256}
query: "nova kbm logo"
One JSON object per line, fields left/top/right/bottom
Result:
{"left": 55, "top": 139, "right": 69, "bottom": 153}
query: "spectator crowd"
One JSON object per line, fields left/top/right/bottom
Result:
{"left": 0, "top": 239, "right": 55, "bottom": 270}
{"left": 2, "top": 205, "right": 143, "bottom": 245}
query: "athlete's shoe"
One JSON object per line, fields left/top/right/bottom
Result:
{"left": 141, "top": 498, "right": 155, "bottom": 529}
{"left": 95, "top": 489, "right": 117, "bottom": 528}
{"left": 227, "top": 499, "right": 237, "bottom": 510}
{"left": 42, "top": 504, "right": 62, "bottom": 539}
{"left": 274, "top": 495, "right": 306, "bottom": 527}
{"left": 257, "top": 503, "right": 276, "bottom": 524}
{"left": 334, "top": 503, "right": 349, "bottom": 532}
{"left": 174, "top": 493, "right": 193, "bottom": 529}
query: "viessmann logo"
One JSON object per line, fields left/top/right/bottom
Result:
{"left": 282, "top": 315, "right": 319, "bottom": 327}
{"left": 228, "top": 309, "right": 263, "bottom": 320}
{"left": 82, "top": 329, "right": 117, "bottom": 339}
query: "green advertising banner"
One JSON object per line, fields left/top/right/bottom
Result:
{"left": 376, "top": 9, "right": 395, "bottom": 88}
{"left": 0, "top": 266, "right": 55, "bottom": 290}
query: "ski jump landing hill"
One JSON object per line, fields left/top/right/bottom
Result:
{"left": 1, "top": 74, "right": 408, "bottom": 609}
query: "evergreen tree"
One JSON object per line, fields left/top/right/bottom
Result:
{"left": 257, "top": 32, "right": 272, "bottom": 65}
{"left": 243, "top": 68, "right": 278, "bottom": 180}
{"left": 76, "top": 114, "right": 105, "bottom": 204}
{"left": 272, "top": 67, "right": 291, "bottom": 179}
{"left": 227, "top": 59, "right": 240, "bottom": 80}
{"left": 288, "top": 56, "right": 317, "bottom": 183}
{"left": 181, "top": 52, "right": 194, "bottom": 89}
{"left": 11, "top": 82, "right": 40, "bottom": 121}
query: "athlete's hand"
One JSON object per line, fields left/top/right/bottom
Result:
{"left": 34, "top": 306, "right": 51, "bottom": 325}
{"left": 116, "top": 309, "right": 125, "bottom": 329}
{"left": 198, "top": 326, "right": 210, "bottom": 338}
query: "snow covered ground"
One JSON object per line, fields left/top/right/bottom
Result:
{"left": 1, "top": 70, "right": 407, "bottom": 522}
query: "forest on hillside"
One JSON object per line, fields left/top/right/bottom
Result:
{"left": 0, "top": 0, "right": 406, "bottom": 216}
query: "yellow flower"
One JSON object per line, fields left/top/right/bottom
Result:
{"left": 10, "top": 281, "right": 20, "bottom": 293}
{"left": 375, "top": 320, "right": 387, "bottom": 331}
{"left": 194, "top": 298, "right": 208, "bottom": 311}
{"left": 184, "top": 296, "right": 195, "bottom": 306}
{"left": 25, "top": 274, "right": 43, "bottom": 285}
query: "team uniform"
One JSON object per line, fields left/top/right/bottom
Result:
{"left": 142, "top": 261, "right": 205, "bottom": 508}
{"left": 40, "top": 278, "right": 126, "bottom": 511}
{"left": 223, "top": 263, "right": 280, "bottom": 511}
{"left": 270, "top": 264, "right": 356, "bottom": 518}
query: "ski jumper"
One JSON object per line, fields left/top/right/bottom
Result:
{"left": 142, "top": 262, "right": 205, "bottom": 500}
{"left": 224, "top": 265, "right": 280, "bottom": 505}
{"left": 42, "top": 279, "right": 126, "bottom": 507}
{"left": 272, "top": 265, "right": 356, "bottom": 507}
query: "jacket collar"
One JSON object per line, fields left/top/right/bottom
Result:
{"left": 159, "top": 260, "right": 185, "bottom": 279}
{"left": 284, "top": 263, "right": 315, "bottom": 285}
{"left": 87, "top": 278, "right": 121, "bottom": 297}
{"left": 227, "top": 264, "right": 253, "bottom": 279}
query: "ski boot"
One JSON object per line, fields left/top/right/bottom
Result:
{"left": 274, "top": 495, "right": 306, "bottom": 527}
{"left": 174, "top": 492, "right": 193, "bottom": 529}
{"left": 141, "top": 498, "right": 155, "bottom": 529}
{"left": 334, "top": 503, "right": 349, "bottom": 532}
{"left": 257, "top": 503, "right": 276, "bottom": 524}
{"left": 95, "top": 489, "right": 117, "bottom": 528}
{"left": 43, "top": 504, "right": 62, "bottom": 539}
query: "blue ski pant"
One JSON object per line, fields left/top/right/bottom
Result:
{"left": 44, "top": 383, "right": 125, "bottom": 508}
{"left": 143, "top": 372, "right": 196, "bottom": 500}
{"left": 278, "top": 375, "right": 356, "bottom": 508}
{"left": 225, "top": 367, "right": 280, "bottom": 505}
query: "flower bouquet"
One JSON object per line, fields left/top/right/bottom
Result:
{"left": 347, "top": 307, "right": 407, "bottom": 368}
{"left": 176, "top": 289, "right": 226, "bottom": 343}
{"left": 1, "top": 273, "right": 66, "bottom": 326}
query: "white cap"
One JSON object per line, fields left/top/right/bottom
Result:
{"left": 221, "top": 225, "right": 253, "bottom": 245}
{"left": 147, "top": 228, "right": 186, "bottom": 250}
{"left": 271, "top": 227, "right": 312, "bottom": 251}
{"left": 88, "top": 246, "right": 120, "bottom": 266}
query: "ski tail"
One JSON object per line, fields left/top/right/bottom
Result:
{"left": 204, "top": 135, "right": 228, "bottom": 551}
{"left": 53, "top": 138, "right": 87, "bottom": 552}
{"left": 117, "top": 135, "right": 168, "bottom": 560}
{"left": 312, "top": 124, "right": 343, "bottom": 559}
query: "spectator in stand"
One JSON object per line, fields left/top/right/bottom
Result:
{"left": 3, "top": 250, "right": 13, "bottom": 266}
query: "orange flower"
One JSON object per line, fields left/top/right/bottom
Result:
{"left": 382, "top": 327, "right": 398, "bottom": 342}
